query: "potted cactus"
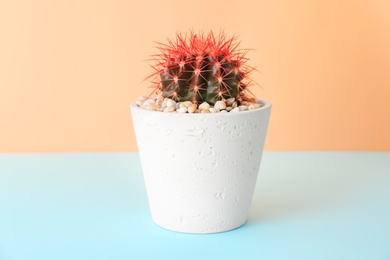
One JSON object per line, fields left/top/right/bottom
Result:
{"left": 131, "top": 31, "right": 271, "bottom": 234}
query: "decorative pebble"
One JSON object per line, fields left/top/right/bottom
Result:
{"left": 160, "top": 102, "right": 167, "bottom": 110}
{"left": 143, "top": 99, "right": 155, "bottom": 107}
{"left": 232, "top": 101, "right": 237, "bottom": 108}
{"left": 249, "top": 103, "right": 262, "bottom": 110}
{"left": 188, "top": 103, "right": 197, "bottom": 113}
{"left": 180, "top": 101, "right": 193, "bottom": 108}
{"left": 230, "top": 107, "right": 240, "bottom": 113}
{"left": 200, "top": 109, "right": 210, "bottom": 113}
{"left": 166, "top": 99, "right": 176, "bottom": 108}
{"left": 238, "top": 105, "right": 248, "bottom": 111}
{"left": 163, "top": 106, "right": 175, "bottom": 112}
{"left": 220, "top": 110, "right": 228, "bottom": 113}
{"left": 226, "top": 107, "right": 233, "bottom": 111}
{"left": 209, "top": 107, "right": 220, "bottom": 113}
{"left": 147, "top": 104, "right": 159, "bottom": 111}
{"left": 214, "top": 101, "right": 227, "bottom": 110}
{"left": 199, "top": 102, "right": 211, "bottom": 110}
{"left": 226, "top": 98, "right": 235, "bottom": 106}
{"left": 177, "top": 107, "right": 188, "bottom": 113}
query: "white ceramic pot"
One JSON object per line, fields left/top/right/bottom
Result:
{"left": 131, "top": 100, "right": 271, "bottom": 233}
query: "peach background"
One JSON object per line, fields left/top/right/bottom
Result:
{"left": 0, "top": 0, "right": 389, "bottom": 153}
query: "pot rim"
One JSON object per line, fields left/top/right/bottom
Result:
{"left": 130, "top": 99, "right": 271, "bottom": 116}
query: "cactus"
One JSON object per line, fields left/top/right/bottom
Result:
{"left": 146, "top": 31, "right": 256, "bottom": 105}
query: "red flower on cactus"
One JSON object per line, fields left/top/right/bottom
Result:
{"left": 145, "top": 31, "right": 257, "bottom": 105}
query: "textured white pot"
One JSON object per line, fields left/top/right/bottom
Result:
{"left": 131, "top": 100, "right": 271, "bottom": 234}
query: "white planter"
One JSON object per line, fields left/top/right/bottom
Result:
{"left": 131, "top": 100, "right": 271, "bottom": 233}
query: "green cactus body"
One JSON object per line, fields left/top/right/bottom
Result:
{"left": 147, "top": 32, "right": 255, "bottom": 105}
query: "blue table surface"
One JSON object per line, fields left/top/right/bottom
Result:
{"left": 0, "top": 152, "right": 389, "bottom": 260}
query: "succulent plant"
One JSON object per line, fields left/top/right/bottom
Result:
{"left": 146, "top": 31, "right": 257, "bottom": 105}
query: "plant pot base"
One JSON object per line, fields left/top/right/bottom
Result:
{"left": 152, "top": 218, "right": 248, "bottom": 234}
